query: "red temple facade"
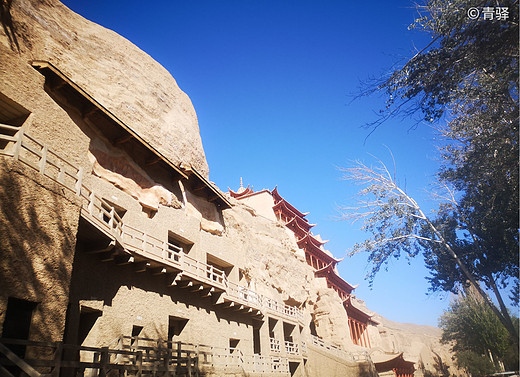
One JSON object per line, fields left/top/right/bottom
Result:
{"left": 373, "top": 353, "right": 415, "bottom": 377}
{"left": 229, "top": 184, "right": 377, "bottom": 349}
{"left": 344, "top": 297, "right": 374, "bottom": 348}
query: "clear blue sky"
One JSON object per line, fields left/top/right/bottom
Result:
{"left": 62, "top": 0, "right": 453, "bottom": 326}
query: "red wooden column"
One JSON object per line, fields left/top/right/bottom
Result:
{"left": 361, "top": 323, "right": 370, "bottom": 348}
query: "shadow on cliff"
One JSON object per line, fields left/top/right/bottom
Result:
{"left": 0, "top": 159, "right": 78, "bottom": 342}
{"left": 422, "top": 352, "right": 451, "bottom": 377}
{"left": 0, "top": 0, "right": 19, "bottom": 51}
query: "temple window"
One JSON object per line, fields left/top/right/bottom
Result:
{"left": 168, "top": 231, "right": 193, "bottom": 255}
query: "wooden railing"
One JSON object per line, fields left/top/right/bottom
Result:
{"left": 269, "top": 338, "right": 281, "bottom": 353}
{"left": 225, "top": 281, "right": 262, "bottom": 309}
{"left": 284, "top": 340, "right": 299, "bottom": 355}
{"left": 0, "top": 128, "right": 302, "bottom": 322}
{"left": 264, "top": 297, "right": 304, "bottom": 322}
{"left": 310, "top": 335, "right": 370, "bottom": 362}
{"left": 123, "top": 225, "right": 183, "bottom": 267}
{"left": 115, "top": 336, "right": 289, "bottom": 374}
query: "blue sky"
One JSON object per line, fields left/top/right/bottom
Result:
{"left": 62, "top": 0, "right": 453, "bottom": 326}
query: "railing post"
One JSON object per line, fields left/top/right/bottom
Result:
{"left": 165, "top": 344, "right": 172, "bottom": 377}
{"left": 187, "top": 352, "right": 192, "bottom": 377}
{"left": 142, "top": 233, "right": 147, "bottom": 253}
{"left": 108, "top": 207, "right": 115, "bottom": 230}
{"left": 136, "top": 351, "right": 143, "bottom": 377}
{"left": 208, "top": 265, "right": 214, "bottom": 281}
{"left": 75, "top": 167, "right": 83, "bottom": 197}
{"left": 12, "top": 127, "right": 24, "bottom": 160}
{"left": 52, "top": 341, "right": 63, "bottom": 377}
{"left": 194, "top": 345, "right": 200, "bottom": 377}
{"left": 176, "top": 341, "right": 182, "bottom": 375}
{"left": 88, "top": 191, "right": 95, "bottom": 214}
{"left": 99, "top": 346, "right": 109, "bottom": 377}
{"left": 57, "top": 163, "right": 65, "bottom": 184}
{"left": 39, "top": 145, "right": 47, "bottom": 175}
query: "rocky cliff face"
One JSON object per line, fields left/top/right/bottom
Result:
{"left": 223, "top": 197, "right": 352, "bottom": 349}
{"left": 1, "top": 1, "right": 459, "bottom": 373}
{"left": 5, "top": 0, "right": 209, "bottom": 177}
{"left": 351, "top": 297, "right": 459, "bottom": 377}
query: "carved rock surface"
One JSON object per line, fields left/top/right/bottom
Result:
{"left": 8, "top": 0, "right": 209, "bottom": 177}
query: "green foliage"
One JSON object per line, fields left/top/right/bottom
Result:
{"left": 440, "top": 293, "right": 510, "bottom": 357}
{"left": 454, "top": 351, "right": 496, "bottom": 377}
{"left": 375, "top": 0, "right": 520, "bottom": 303}
{"left": 439, "top": 292, "right": 519, "bottom": 374}
{"left": 344, "top": 0, "right": 518, "bottom": 340}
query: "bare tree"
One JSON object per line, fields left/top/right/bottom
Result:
{"left": 339, "top": 157, "right": 518, "bottom": 342}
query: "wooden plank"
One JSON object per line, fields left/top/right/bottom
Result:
{"left": 12, "top": 128, "right": 24, "bottom": 160}
{"left": 0, "top": 135, "right": 17, "bottom": 142}
{"left": 0, "top": 123, "right": 21, "bottom": 131}
{"left": 0, "top": 365, "right": 16, "bottom": 377}
{"left": 51, "top": 342, "right": 63, "bottom": 377}
{"left": 0, "top": 342, "right": 42, "bottom": 377}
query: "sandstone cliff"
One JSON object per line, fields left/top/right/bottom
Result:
{"left": 4, "top": 0, "right": 209, "bottom": 177}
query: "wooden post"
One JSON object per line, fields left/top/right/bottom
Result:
{"left": 194, "top": 345, "right": 199, "bottom": 377}
{"left": 136, "top": 351, "right": 143, "bottom": 377}
{"left": 88, "top": 191, "right": 95, "bottom": 215}
{"left": 52, "top": 342, "right": 63, "bottom": 377}
{"left": 12, "top": 127, "right": 24, "bottom": 160}
{"left": 164, "top": 345, "right": 172, "bottom": 377}
{"left": 57, "top": 163, "right": 65, "bottom": 184}
{"left": 39, "top": 145, "right": 47, "bottom": 175}
{"left": 187, "top": 352, "right": 192, "bottom": 377}
{"left": 176, "top": 341, "right": 182, "bottom": 377}
{"left": 75, "top": 167, "right": 83, "bottom": 197}
{"left": 109, "top": 207, "right": 115, "bottom": 229}
{"left": 99, "top": 347, "right": 109, "bottom": 377}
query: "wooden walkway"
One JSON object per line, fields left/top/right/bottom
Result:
{"left": 0, "top": 124, "right": 303, "bottom": 324}
{"left": 0, "top": 337, "right": 291, "bottom": 377}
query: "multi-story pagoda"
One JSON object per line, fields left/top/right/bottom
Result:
{"left": 229, "top": 183, "right": 378, "bottom": 349}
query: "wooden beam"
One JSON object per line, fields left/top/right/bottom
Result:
{"left": 115, "top": 134, "right": 134, "bottom": 145}
{"left": 134, "top": 261, "right": 149, "bottom": 273}
{"left": 189, "top": 284, "right": 204, "bottom": 293}
{"left": 208, "top": 195, "right": 219, "bottom": 202}
{"left": 167, "top": 272, "right": 182, "bottom": 286}
{"left": 150, "top": 267, "right": 167, "bottom": 275}
{"left": 145, "top": 156, "right": 162, "bottom": 166}
{"left": 192, "top": 185, "right": 206, "bottom": 192}
{"left": 99, "top": 250, "right": 115, "bottom": 262}
{"left": 85, "top": 240, "right": 115, "bottom": 254}
{"left": 114, "top": 255, "right": 134, "bottom": 265}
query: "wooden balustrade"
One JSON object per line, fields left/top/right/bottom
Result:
{"left": 310, "top": 335, "right": 370, "bottom": 362}
{"left": 284, "top": 340, "right": 299, "bottom": 355}
{"left": 269, "top": 338, "right": 281, "bottom": 353}
{"left": 0, "top": 128, "right": 304, "bottom": 323}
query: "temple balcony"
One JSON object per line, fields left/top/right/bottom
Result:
{"left": 0, "top": 336, "right": 292, "bottom": 376}
{"left": 310, "top": 335, "right": 370, "bottom": 363}
{"left": 269, "top": 338, "right": 281, "bottom": 353}
{"left": 264, "top": 298, "right": 304, "bottom": 324}
{"left": 284, "top": 340, "right": 300, "bottom": 355}
{"left": 0, "top": 127, "right": 303, "bottom": 323}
